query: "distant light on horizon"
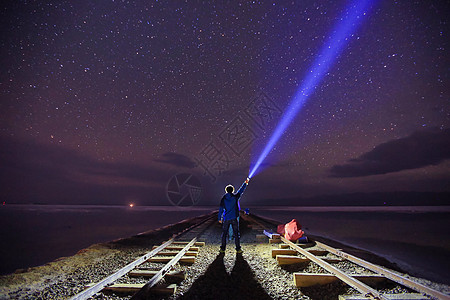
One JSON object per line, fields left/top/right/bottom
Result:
{"left": 249, "top": 0, "right": 377, "bottom": 179}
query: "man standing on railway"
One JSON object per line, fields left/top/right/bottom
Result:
{"left": 218, "top": 177, "right": 250, "bottom": 253}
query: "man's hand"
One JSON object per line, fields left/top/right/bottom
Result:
{"left": 245, "top": 177, "right": 250, "bottom": 184}
{"left": 218, "top": 220, "right": 223, "bottom": 224}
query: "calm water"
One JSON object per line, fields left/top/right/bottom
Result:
{"left": 251, "top": 206, "right": 450, "bottom": 285}
{"left": 0, "top": 205, "right": 214, "bottom": 275}
{"left": 1, "top": 205, "right": 449, "bottom": 285}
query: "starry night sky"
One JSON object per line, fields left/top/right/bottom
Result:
{"left": 1, "top": 1, "right": 449, "bottom": 206}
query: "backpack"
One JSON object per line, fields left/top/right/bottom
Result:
{"left": 282, "top": 219, "right": 304, "bottom": 242}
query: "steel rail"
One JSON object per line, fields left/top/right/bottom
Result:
{"left": 70, "top": 213, "right": 215, "bottom": 300}
{"left": 69, "top": 238, "right": 174, "bottom": 300}
{"left": 245, "top": 214, "right": 270, "bottom": 229}
{"left": 280, "top": 236, "right": 389, "bottom": 300}
{"left": 315, "top": 241, "right": 450, "bottom": 300}
{"left": 131, "top": 237, "right": 198, "bottom": 299}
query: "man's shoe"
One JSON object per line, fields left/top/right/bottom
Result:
{"left": 236, "top": 248, "right": 243, "bottom": 254}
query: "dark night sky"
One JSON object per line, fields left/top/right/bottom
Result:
{"left": 1, "top": 1, "right": 449, "bottom": 206}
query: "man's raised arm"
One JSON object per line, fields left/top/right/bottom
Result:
{"left": 236, "top": 177, "right": 250, "bottom": 196}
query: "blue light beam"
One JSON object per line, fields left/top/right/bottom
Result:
{"left": 248, "top": 0, "right": 376, "bottom": 179}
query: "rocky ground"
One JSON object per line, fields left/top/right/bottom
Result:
{"left": 1, "top": 213, "right": 449, "bottom": 300}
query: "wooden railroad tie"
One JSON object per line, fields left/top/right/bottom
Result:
{"left": 249, "top": 225, "right": 265, "bottom": 230}
{"left": 255, "top": 234, "right": 267, "bottom": 242}
{"left": 149, "top": 256, "right": 195, "bottom": 264}
{"left": 155, "top": 251, "right": 198, "bottom": 257}
{"left": 172, "top": 241, "right": 205, "bottom": 247}
{"left": 263, "top": 230, "right": 281, "bottom": 244}
{"left": 276, "top": 255, "right": 342, "bottom": 265}
{"left": 279, "top": 243, "right": 314, "bottom": 249}
{"left": 152, "top": 246, "right": 200, "bottom": 251}
{"left": 263, "top": 230, "right": 314, "bottom": 247}
{"left": 272, "top": 248, "right": 297, "bottom": 258}
{"left": 338, "top": 294, "right": 431, "bottom": 300}
{"left": 100, "top": 283, "right": 176, "bottom": 295}
{"left": 129, "top": 270, "right": 186, "bottom": 282}
{"left": 294, "top": 273, "right": 386, "bottom": 287}
{"left": 307, "top": 249, "right": 328, "bottom": 256}
{"left": 276, "top": 255, "right": 309, "bottom": 265}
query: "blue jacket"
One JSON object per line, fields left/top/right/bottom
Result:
{"left": 218, "top": 182, "right": 248, "bottom": 221}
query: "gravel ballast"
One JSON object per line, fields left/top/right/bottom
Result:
{"left": 1, "top": 212, "right": 449, "bottom": 300}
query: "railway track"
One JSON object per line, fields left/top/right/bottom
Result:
{"left": 70, "top": 213, "right": 216, "bottom": 300}
{"left": 66, "top": 212, "right": 448, "bottom": 300}
{"left": 251, "top": 214, "right": 450, "bottom": 300}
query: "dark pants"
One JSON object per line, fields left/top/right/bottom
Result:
{"left": 221, "top": 218, "right": 240, "bottom": 250}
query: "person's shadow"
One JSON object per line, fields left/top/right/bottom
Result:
{"left": 179, "top": 253, "right": 272, "bottom": 300}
